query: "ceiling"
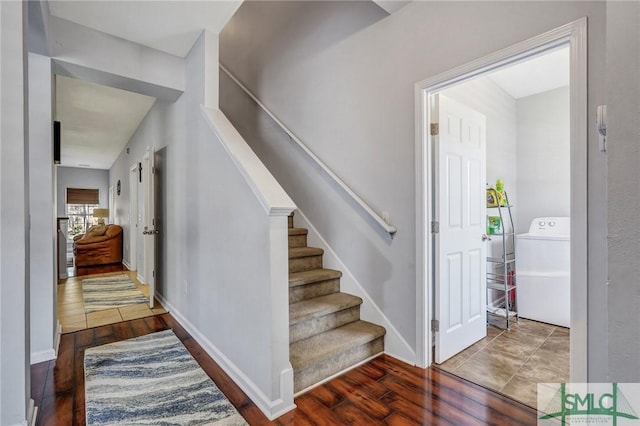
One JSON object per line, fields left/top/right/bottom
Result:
{"left": 488, "top": 47, "right": 570, "bottom": 99}
{"left": 49, "top": 2, "right": 569, "bottom": 171}
{"left": 56, "top": 75, "right": 156, "bottom": 170}
{"left": 48, "top": 0, "right": 243, "bottom": 170}
{"left": 48, "top": 1, "right": 243, "bottom": 57}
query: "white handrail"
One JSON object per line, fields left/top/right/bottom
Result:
{"left": 220, "top": 63, "right": 397, "bottom": 236}
{"left": 201, "top": 106, "right": 296, "bottom": 217}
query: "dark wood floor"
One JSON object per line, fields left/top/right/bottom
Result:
{"left": 32, "top": 313, "right": 537, "bottom": 425}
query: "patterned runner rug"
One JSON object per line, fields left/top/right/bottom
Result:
{"left": 82, "top": 275, "right": 149, "bottom": 313}
{"left": 84, "top": 330, "right": 247, "bottom": 426}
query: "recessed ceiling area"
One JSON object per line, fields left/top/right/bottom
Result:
{"left": 56, "top": 76, "right": 156, "bottom": 170}
{"left": 48, "top": 1, "right": 242, "bottom": 57}
{"left": 488, "top": 47, "right": 570, "bottom": 99}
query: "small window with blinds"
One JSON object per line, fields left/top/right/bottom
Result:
{"left": 66, "top": 188, "right": 99, "bottom": 237}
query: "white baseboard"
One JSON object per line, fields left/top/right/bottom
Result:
{"left": 31, "top": 321, "right": 62, "bottom": 365}
{"left": 122, "top": 260, "right": 132, "bottom": 270}
{"left": 137, "top": 272, "right": 145, "bottom": 284}
{"left": 295, "top": 209, "right": 416, "bottom": 366}
{"left": 54, "top": 320, "right": 61, "bottom": 357}
{"left": 30, "top": 348, "right": 56, "bottom": 365}
{"left": 155, "top": 293, "right": 296, "bottom": 420}
{"left": 27, "top": 398, "right": 37, "bottom": 426}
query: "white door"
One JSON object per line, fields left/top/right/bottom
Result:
{"left": 434, "top": 94, "right": 487, "bottom": 363}
{"left": 129, "top": 165, "right": 138, "bottom": 271}
{"left": 142, "top": 148, "right": 156, "bottom": 308}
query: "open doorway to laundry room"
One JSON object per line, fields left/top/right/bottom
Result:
{"left": 415, "top": 20, "right": 587, "bottom": 409}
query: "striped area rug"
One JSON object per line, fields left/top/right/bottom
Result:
{"left": 84, "top": 330, "right": 247, "bottom": 426}
{"left": 82, "top": 275, "right": 149, "bottom": 313}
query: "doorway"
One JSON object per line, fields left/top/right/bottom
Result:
{"left": 415, "top": 18, "right": 587, "bottom": 405}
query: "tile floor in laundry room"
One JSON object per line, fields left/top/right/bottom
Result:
{"left": 435, "top": 318, "right": 570, "bottom": 408}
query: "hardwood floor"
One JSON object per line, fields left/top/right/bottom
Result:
{"left": 71, "top": 262, "right": 126, "bottom": 277}
{"left": 32, "top": 313, "right": 537, "bottom": 425}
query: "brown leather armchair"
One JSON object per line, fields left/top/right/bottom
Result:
{"left": 73, "top": 224, "right": 123, "bottom": 267}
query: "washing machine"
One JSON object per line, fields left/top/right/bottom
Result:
{"left": 515, "top": 217, "right": 570, "bottom": 328}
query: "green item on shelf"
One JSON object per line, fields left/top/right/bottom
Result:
{"left": 496, "top": 179, "right": 507, "bottom": 206}
{"left": 487, "top": 216, "right": 502, "bottom": 234}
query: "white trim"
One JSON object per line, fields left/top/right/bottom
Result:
{"left": 295, "top": 209, "right": 415, "bottom": 365}
{"left": 29, "top": 320, "right": 60, "bottom": 366}
{"left": 30, "top": 349, "right": 56, "bottom": 365}
{"left": 219, "top": 65, "right": 395, "bottom": 235}
{"left": 122, "top": 259, "right": 132, "bottom": 271}
{"left": 53, "top": 320, "right": 61, "bottom": 357}
{"left": 155, "top": 293, "right": 296, "bottom": 420}
{"left": 201, "top": 106, "right": 296, "bottom": 217}
{"left": 27, "top": 399, "right": 37, "bottom": 426}
{"left": 414, "top": 18, "right": 588, "bottom": 379}
{"left": 129, "top": 163, "right": 138, "bottom": 271}
{"left": 137, "top": 272, "right": 145, "bottom": 285}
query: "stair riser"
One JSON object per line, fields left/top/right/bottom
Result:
{"left": 289, "top": 278, "right": 340, "bottom": 303}
{"left": 293, "top": 337, "right": 384, "bottom": 393}
{"left": 289, "top": 255, "right": 323, "bottom": 273}
{"left": 288, "top": 215, "right": 294, "bottom": 228}
{"left": 290, "top": 306, "right": 360, "bottom": 343}
{"left": 288, "top": 234, "right": 307, "bottom": 248}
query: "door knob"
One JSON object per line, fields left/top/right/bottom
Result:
{"left": 482, "top": 234, "right": 491, "bottom": 242}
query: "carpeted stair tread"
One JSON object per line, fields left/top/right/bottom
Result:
{"left": 288, "top": 227, "right": 308, "bottom": 236}
{"left": 289, "top": 247, "right": 323, "bottom": 259}
{"left": 290, "top": 320, "right": 386, "bottom": 372}
{"left": 289, "top": 269, "right": 342, "bottom": 288}
{"left": 290, "top": 293, "right": 362, "bottom": 325}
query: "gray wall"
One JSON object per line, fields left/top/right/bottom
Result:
{"left": 0, "top": 2, "right": 29, "bottom": 424}
{"left": 516, "top": 86, "right": 570, "bottom": 233}
{"left": 110, "top": 31, "right": 294, "bottom": 414}
{"left": 28, "top": 53, "right": 57, "bottom": 364}
{"left": 220, "top": 0, "right": 607, "bottom": 375}
{"left": 56, "top": 166, "right": 109, "bottom": 216}
{"left": 606, "top": 1, "right": 640, "bottom": 382}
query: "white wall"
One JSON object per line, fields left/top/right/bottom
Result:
{"left": 28, "top": 52, "right": 57, "bottom": 364}
{"left": 220, "top": 0, "right": 608, "bottom": 374}
{"left": 109, "top": 31, "right": 295, "bottom": 418}
{"left": 516, "top": 86, "right": 570, "bottom": 233}
{"left": 0, "top": 1, "right": 29, "bottom": 424}
{"left": 606, "top": 1, "right": 640, "bottom": 382}
{"left": 56, "top": 166, "right": 109, "bottom": 216}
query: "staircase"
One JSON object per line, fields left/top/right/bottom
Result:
{"left": 288, "top": 213, "right": 386, "bottom": 392}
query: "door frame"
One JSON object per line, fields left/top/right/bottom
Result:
{"left": 414, "top": 18, "right": 588, "bottom": 382}
{"left": 129, "top": 163, "right": 138, "bottom": 271}
{"left": 142, "top": 146, "right": 155, "bottom": 307}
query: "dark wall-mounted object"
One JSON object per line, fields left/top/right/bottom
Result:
{"left": 116, "top": 180, "right": 121, "bottom": 196}
{"left": 138, "top": 162, "right": 142, "bottom": 183}
{"left": 53, "top": 121, "right": 61, "bottom": 164}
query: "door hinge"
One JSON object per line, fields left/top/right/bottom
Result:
{"left": 430, "top": 123, "right": 439, "bottom": 136}
{"left": 152, "top": 166, "right": 156, "bottom": 174}
{"left": 153, "top": 270, "right": 155, "bottom": 278}
{"left": 431, "top": 319, "right": 439, "bottom": 332}
{"left": 431, "top": 221, "right": 439, "bottom": 234}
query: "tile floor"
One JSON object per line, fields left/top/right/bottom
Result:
{"left": 57, "top": 270, "right": 167, "bottom": 333}
{"left": 436, "top": 318, "right": 569, "bottom": 408}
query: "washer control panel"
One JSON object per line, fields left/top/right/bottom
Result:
{"left": 528, "top": 217, "right": 570, "bottom": 236}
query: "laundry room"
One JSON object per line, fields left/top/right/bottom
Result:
{"left": 433, "top": 46, "right": 572, "bottom": 407}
